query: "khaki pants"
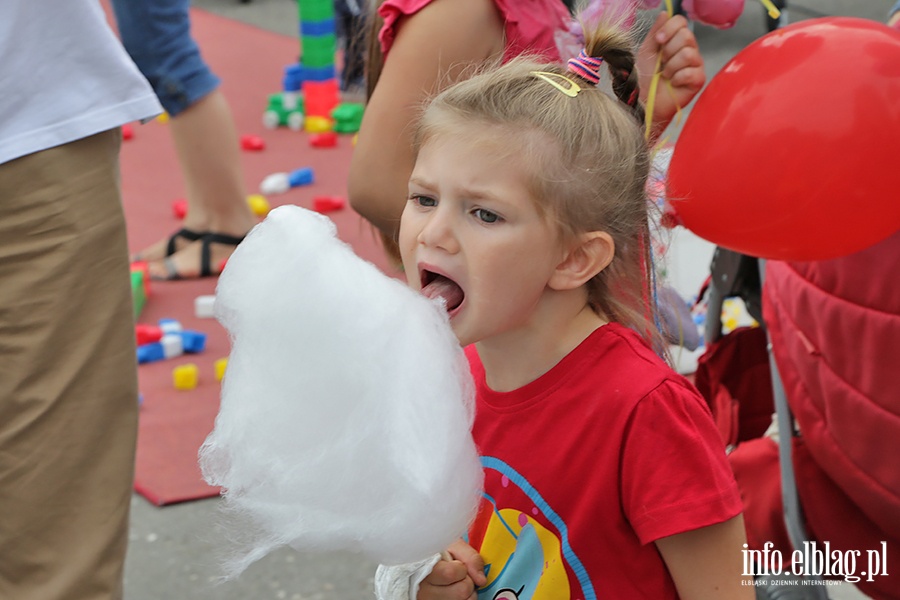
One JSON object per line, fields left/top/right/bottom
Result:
{"left": 0, "top": 130, "right": 139, "bottom": 600}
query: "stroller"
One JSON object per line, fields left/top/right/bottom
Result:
{"left": 692, "top": 235, "right": 900, "bottom": 600}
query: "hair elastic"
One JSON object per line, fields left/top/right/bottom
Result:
{"left": 567, "top": 50, "right": 604, "bottom": 86}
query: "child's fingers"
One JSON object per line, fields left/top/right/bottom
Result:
{"left": 446, "top": 540, "right": 486, "bottom": 587}
{"left": 658, "top": 26, "right": 699, "bottom": 65}
{"left": 646, "top": 10, "right": 670, "bottom": 43}
{"left": 424, "top": 559, "right": 470, "bottom": 586}
{"left": 654, "top": 13, "right": 691, "bottom": 47}
{"left": 419, "top": 561, "right": 476, "bottom": 600}
{"left": 660, "top": 46, "right": 705, "bottom": 87}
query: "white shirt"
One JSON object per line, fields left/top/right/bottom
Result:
{"left": 0, "top": 0, "right": 161, "bottom": 165}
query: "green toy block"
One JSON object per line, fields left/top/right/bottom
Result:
{"left": 331, "top": 102, "right": 364, "bottom": 133}
{"left": 298, "top": 0, "right": 335, "bottom": 22}
{"left": 263, "top": 92, "right": 306, "bottom": 130}
{"left": 301, "top": 35, "right": 336, "bottom": 68}
{"left": 131, "top": 269, "right": 147, "bottom": 319}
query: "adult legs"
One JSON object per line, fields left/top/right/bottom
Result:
{"left": 0, "top": 130, "right": 139, "bottom": 599}
{"left": 112, "top": 0, "right": 256, "bottom": 279}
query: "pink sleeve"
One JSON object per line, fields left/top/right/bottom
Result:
{"left": 377, "top": 0, "right": 433, "bottom": 58}
{"left": 620, "top": 379, "right": 743, "bottom": 545}
{"left": 379, "top": 0, "right": 570, "bottom": 64}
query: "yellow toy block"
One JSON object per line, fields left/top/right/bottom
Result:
{"left": 156, "top": 112, "right": 169, "bottom": 124}
{"left": 246, "top": 194, "right": 270, "bottom": 217}
{"left": 304, "top": 116, "right": 333, "bottom": 134}
{"left": 214, "top": 358, "right": 228, "bottom": 382}
{"left": 173, "top": 363, "right": 199, "bottom": 390}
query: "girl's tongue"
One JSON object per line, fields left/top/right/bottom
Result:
{"left": 421, "top": 274, "right": 464, "bottom": 311}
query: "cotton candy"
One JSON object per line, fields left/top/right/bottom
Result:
{"left": 199, "top": 205, "right": 482, "bottom": 575}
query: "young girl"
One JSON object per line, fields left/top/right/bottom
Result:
{"left": 384, "top": 20, "right": 752, "bottom": 600}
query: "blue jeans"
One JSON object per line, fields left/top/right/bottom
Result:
{"left": 111, "top": 0, "right": 220, "bottom": 116}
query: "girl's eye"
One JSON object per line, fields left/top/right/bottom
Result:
{"left": 473, "top": 208, "right": 500, "bottom": 224}
{"left": 411, "top": 194, "right": 436, "bottom": 208}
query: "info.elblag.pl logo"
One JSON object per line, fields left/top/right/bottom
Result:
{"left": 743, "top": 541, "right": 889, "bottom": 584}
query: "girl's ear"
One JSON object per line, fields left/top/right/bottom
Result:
{"left": 548, "top": 231, "right": 615, "bottom": 291}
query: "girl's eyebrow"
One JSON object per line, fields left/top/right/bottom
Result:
{"left": 410, "top": 175, "right": 510, "bottom": 207}
{"left": 408, "top": 175, "right": 433, "bottom": 189}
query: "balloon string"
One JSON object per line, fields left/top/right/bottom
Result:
{"left": 644, "top": 0, "right": 674, "bottom": 141}
{"left": 759, "top": 0, "right": 782, "bottom": 20}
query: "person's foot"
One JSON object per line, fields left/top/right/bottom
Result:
{"left": 131, "top": 227, "right": 205, "bottom": 263}
{"left": 147, "top": 232, "right": 247, "bottom": 280}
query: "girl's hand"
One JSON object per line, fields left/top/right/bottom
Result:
{"left": 637, "top": 11, "right": 706, "bottom": 134}
{"left": 417, "top": 540, "right": 486, "bottom": 600}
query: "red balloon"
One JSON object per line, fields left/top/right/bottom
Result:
{"left": 667, "top": 18, "right": 900, "bottom": 261}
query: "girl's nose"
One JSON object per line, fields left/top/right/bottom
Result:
{"left": 418, "top": 207, "right": 459, "bottom": 254}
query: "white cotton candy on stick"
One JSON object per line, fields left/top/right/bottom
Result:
{"left": 199, "top": 205, "right": 482, "bottom": 575}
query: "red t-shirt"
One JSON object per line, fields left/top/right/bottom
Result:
{"left": 378, "top": 0, "right": 571, "bottom": 63}
{"left": 465, "top": 323, "right": 742, "bottom": 599}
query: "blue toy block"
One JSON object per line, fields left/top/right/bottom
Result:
{"left": 300, "top": 18, "right": 336, "bottom": 37}
{"left": 288, "top": 167, "right": 315, "bottom": 187}
{"left": 300, "top": 64, "right": 336, "bottom": 82}
{"left": 181, "top": 330, "right": 207, "bottom": 354}
{"left": 158, "top": 318, "right": 182, "bottom": 334}
{"left": 137, "top": 342, "right": 165, "bottom": 364}
{"left": 283, "top": 67, "right": 304, "bottom": 92}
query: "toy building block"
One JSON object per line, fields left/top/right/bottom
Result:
{"left": 303, "top": 80, "right": 339, "bottom": 119}
{"left": 130, "top": 263, "right": 150, "bottom": 319}
{"left": 214, "top": 357, "right": 228, "bottom": 382}
{"left": 260, "top": 167, "right": 315, "bottom": 195}
{"left": 331, "top": 102, "right": 364, "bottom": 134}
{"left": 240, "top": 134, "right": 266, "bottom": 151}
{"left": 137, "top": 333, "right": 182, "bottom": 364}
{"left": 181, "top": 330, "right": 207, "bottom": 354}
{"left": 263, "top": 92, "right": 305, "bottom": 130}
{"left": 304, "top": 116, "right": 333, "bottom": 134}
{"left": 195, "top": 295, "right": 216, "bottom": 319}
{"left": 309, "top": 131, "right": 338, "bottom": 148}
{"left": 122, "top": 124, "right": 134, "bottom": 140}
{"left": 313, "top": 196, "right": 345, "bottom": 213}
{"left": 131, "top": 270, "right": 147, "bottom": 319}
{"left": 173, "top": 363, "right": 200, "bottom": 391}
{"left": 172, "top": 198, "right": 188, "bottom": 219}
{"left": 158, "top": 318, "right": 182, "bottom": 335}
{"left": 135, "top": 323, "right": 163, "bottom": 346}
{"left": 246, "top": 194, "right": 270, "bottom": 217}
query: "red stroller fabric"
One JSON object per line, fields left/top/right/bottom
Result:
{"left": 762, "top": 231, "right": 900, "bottom": 598}
{"left": 694, "top": 325, "right": 774, "bottom": 447}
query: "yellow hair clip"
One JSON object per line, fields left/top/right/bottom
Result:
{"left": 530, "top": 71, "right": 582, "bottom": 98}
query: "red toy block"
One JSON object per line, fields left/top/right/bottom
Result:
{"left": 172, "top": 198, "right": 187, "bottom": 220}
{"left": 136, "top": 324, "right": 163, "bottom": 346}
{"left": 122, "top": 123, "right": 134, "bottom": 140}
{"left": 240, "top": 134, "right": 266, "bottom": 151}
{"left": 131, "top": 260, "right": 151, "bottom": 297}
{"left": 313, "top": 196, "right": 346, "bottom": 213}
{"left": 302, "top": 80, "right": 339, "bottom": 118}
{"left": 309, "top": 132, "right": 338, "bottom": 148}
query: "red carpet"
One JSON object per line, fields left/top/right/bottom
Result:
{"left": 120, "top": 8, "right": 392, "bottom": 505}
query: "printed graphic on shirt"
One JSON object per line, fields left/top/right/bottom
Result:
{"left": 469, "top": 457, "right": 596, "bottom": 600}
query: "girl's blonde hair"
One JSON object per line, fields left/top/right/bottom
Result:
{"left": 413, "top": 22, "right": 664, "bottom": 352}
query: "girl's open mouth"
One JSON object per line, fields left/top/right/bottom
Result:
{"left": 420, "top": 269, "right": 465, "bottom": 313}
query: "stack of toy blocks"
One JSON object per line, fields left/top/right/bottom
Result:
{"left": 299, "top": 0, "right": 339, "bottom": 132}
{"left": 263, "top": 0, "right": 364, "bottom": 133}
